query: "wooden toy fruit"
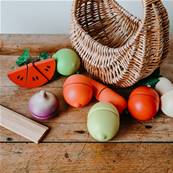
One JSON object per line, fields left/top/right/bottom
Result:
{"left": 34, "top": 59, "right": 55, "bottom": 80}
{"left": 63, "top": 74, "right": 127, "bottom": 113}
{"left": 53, "top": 48, "right": 80, "bottom": 76}
{"left": 155, "top": 77, "right": 173, "bottom": 117}
{"left": 87, "top": 102, "right": 120, "bottom": 141}
{"left": 25, "top": 63, "right": 48, "bottom": 88}
{"left": 8, "top": 58, "right": 56, "bottom": 88}
{"left": 29, "top": 90, "right": 59, "bottom": 120}
{"left": 7, "top": 65, "right": 27, "bottom": 87}
{"left": 63, "top": 74, "right": 93, "bottom": 108}
{"left": 128, "top": 86, "right": 160, "bottom": 121}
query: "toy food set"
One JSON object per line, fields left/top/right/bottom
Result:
{"left": 6, "top": 47, "right": 173, "bottom": 142}
{"left": 63, "top": 74, "right": 127, "bottom": 113}
{"left": 87, "top": 102, "right": 120, "bottom": 141}
{"left": 28, "top": 90, "right": 59, "bottom": 120}
{"left": 8, "top": 48, "right": 80, "bottom": 88}
{"left": 5, "top": 0, "right": 171, "bottom": 142}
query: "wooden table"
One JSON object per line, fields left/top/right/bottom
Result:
{"left": 0, "top": 34, "right": 173, "bottom": 173}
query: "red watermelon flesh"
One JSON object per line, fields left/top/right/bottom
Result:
{"left": 7, "top": 58, "right": 56, "bottom": 88}
{"left": 34, "top": 59, "right": 56, "bottom": 80}
{"left": 26, "top": 63, "right": 48, "bottom": 88}
{"left": 8, "top": 65, "right": 27, "bottom": 87}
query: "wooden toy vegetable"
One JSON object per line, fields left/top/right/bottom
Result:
{"left": 53, "top": 48, "right": 80, "bottom": 76}
{"left": 63, "top": 74, "right": 127, "bottom": 113}
{"left": 8, "top": 58, "right": 56, "bottom": 88}
{"left": 87, "top": 102, "right": 120, "bottom": 141}
{"left": 63, "top": 75, "right": 93, "bottom": 108}
{"left": 155, "top": 77, "right": 173, "bottom": 117}
{"left": 28, "top": 90, "right": 59, "bottom": 120}
{"left": 91, "top": 80, "right": 127, "bottom": 113}
{"left": 128, "top": 86, "right": 160, "bottom": 121}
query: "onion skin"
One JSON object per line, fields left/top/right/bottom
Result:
{"left": 28, "top": 90, "right": 59, "bottom": 120}
{"left": 31, "top": 110, "right": 58, "bottom": 120}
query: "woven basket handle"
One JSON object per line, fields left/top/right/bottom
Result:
{"left": 131, "top": 0, "right": 168, "bottom": 42}
{"left": 72, "top": 0, "right": 168, "bottom": 45}
{"left": 139, "top": 0, "right": 164, "bottom": 26}
{"left": 144, "top": 0, "right": 161, "bottom": 6}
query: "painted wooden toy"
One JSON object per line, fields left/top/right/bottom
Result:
{"left": 53, "top": 48, "right": 80, "bottom": 76}
{"left": 87, "top": 102, "right": 120, "bottom": 141}
{"left": 28, "top": 90, "right": 59, "bottom": 120}
{"left": 155, "top": 77, "right": 173, "bottom": 118}
{"left": 8, "top": 58, "right": 56, "bottom": 88}
{"left": 63, "top": 74, "right": 127, "bottom": 113}
{"left": 128, "top": 86, "right": 160, "bottom": 121}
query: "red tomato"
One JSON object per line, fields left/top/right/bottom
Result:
{"left": 128, "top": 86, "right": 160, "bottom": 121}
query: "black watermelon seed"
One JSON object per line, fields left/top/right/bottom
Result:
{"left": 145, "top": 125, "right": 152, "bottom": 129}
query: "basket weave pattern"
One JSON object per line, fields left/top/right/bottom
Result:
{"left": 70, "top": 0, "right": 169, "bottom": 87}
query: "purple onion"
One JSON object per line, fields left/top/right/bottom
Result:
{"left": 28, "top": 90, "right": 59, "bottom": 120}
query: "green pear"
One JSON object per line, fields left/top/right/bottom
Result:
{"left": 87, "top": 102, "right": 120, "bottom": 141}
{"left": 53, "top": 48, "right": 80, "bottom": 76}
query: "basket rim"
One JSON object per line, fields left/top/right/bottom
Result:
{"left": 71, "top": 0, "right": 148, "bottom": 52}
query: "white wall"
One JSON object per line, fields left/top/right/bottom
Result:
{"left": 1, "top": 0, "right": 173, "bottom": 34}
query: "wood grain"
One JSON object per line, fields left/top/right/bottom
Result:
{"left": 0, "top": 143, "right": 173, "bottom": 173}
{"left": 0, "top": 105, "right": 49, "bottom": 143}
{"left": 0, "top": 34, "right": 71, "bottom": 55}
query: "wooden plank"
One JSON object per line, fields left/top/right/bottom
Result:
{"left": 0, "top": 105, "right": 49, "bottom": 143}
{"left": 0, "top": 87, "right": 173, "bottom": 142}
{"left": 0, "top": 143, "right": 173, "bottom": 173}
{"left": 0, "top": 34, "right": 71, "bottom": 55}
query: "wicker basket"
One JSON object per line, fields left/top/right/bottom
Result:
{"left": 70, "top": 0, "right": 169, "bottom": 87}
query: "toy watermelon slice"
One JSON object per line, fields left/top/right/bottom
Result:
{"left": 34, "top": 59, "right": 56, "bottom": 80}
{"left": 26, "top": 63, "right": 48, "bottom": 88}
{"left": 8, "top": 65, "right": 27, "bottom": 87}
{"left": 8, "top": 58, "right": 56, "bottom": 88}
